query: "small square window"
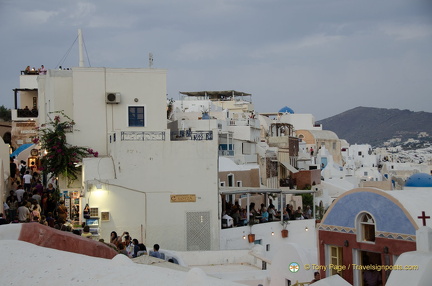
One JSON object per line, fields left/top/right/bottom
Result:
{"left": 128, "top": 106, "right": 145, "bottom": 127}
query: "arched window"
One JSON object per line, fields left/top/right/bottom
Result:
{"left": 357, "top": 212, "right": 376, "bottom": 242}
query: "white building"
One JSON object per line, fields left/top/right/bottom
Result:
{"left": 37, "top": 67, "right": 220, "bottom": 251}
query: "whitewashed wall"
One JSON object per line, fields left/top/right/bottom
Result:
{"left": 82, "top": 134, "right": 220, "bottom": 251}
{"left": 219, "top": 220, "right": 317, "bottom": 256}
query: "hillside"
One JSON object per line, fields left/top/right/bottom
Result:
{"left": 317, "top": 107, "right": 432, "bottom": 147}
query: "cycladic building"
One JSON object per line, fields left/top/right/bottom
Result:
{"left": 37, "top": 67, "right": 220, "bottom": 251}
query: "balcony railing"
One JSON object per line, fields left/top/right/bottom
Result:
{"left": 171, "top": 130, "right": 213, "bottom": 141}
{"left": 227, "top": 118, "right": 257, "bottom": 127}
{"left": 121, "top": 131, "right": 165, "bottom": 141}
{"left": 218, "top": 150, "right": 234, "bottom": 156}
{"left": 17, "top": 109, "right": 38, "bottom": 118}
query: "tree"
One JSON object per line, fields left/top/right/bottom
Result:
{"left": 33, "top": 111, "right": 98, "bottom": 186}
{"left": 0, "top": 105, "right": 11, "bottom": 121}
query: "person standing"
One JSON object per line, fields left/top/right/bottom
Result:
{"left": 23, "top": 171, "right": 32, "bottom": 192}
{"left": 19, "top": 160, "right": 27, "bottom": 178}
{"left": 56, "top": 201, "right": 68, "bottom": 222}
{"left": 83, "top": 204, "right": 91, "bottom": 220}
{"left": 15, "top": 185, "right": 25, "bottom": 203}
{"left": 39, "top": 65, "right": 47, "bottom": 75}
{"left": 6, "top": 193, "right": 18, "bottom": 221}
{"left": 17, "top": 202, "right": 30, "bottom": 222}
{"left": 9, "top": 157, "right": 17, "bottom": 182}
{"left": 45, "top": 183, "right": 56, "bottom": 194}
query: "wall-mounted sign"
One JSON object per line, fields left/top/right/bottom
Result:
{"left": 101, "top": 212, "right": 110, "bottom": 221}
{"left": 30, "top": 149, "right": 39, "bottom": 156}
{"left": 170, "top": 194, "right": 196, "bottom": 203}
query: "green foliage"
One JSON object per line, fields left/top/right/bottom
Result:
{"left": 33, "top": 111, "right": 97, "bottom": 186}
{"left": 0, "top": 105, "right": 11, "bottom": 121}
{"left": 280, "top": 220, "right": 289, "bottom": 229}
{"left": 301, "top": 193, "right": 313, "bottom": 209}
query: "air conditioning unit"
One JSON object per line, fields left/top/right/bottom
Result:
{"left": 106, "top": 92, "right": 121, "bottom": 104}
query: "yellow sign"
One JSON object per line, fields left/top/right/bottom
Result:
{"left": 170, "top": 194, "right": 196, "bottom": 203}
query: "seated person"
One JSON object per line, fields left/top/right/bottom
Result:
{"left": 132, "top": 239, "right": 147, "bottom": 257}
{"left": 222, "top": 212, "right": 233, "bottom": 227}
{"left": 310, "top": 272, "right": 320, "bottom": 284}
{"left": 117, "top": 243, "right": 128, "bottom": 256}
{"left": 149, "top": 244, "right": 162, "bottom": 259}
{"left": 231, "top": 208, "right": 241, "bottom": 226}
{"left": 268, "top": 206, "right": 277, "bottom": 221}
{"left": 137, "top": 243, "right": 147, "bottom": 257}
{"left": 240, "top": 209, "right": 248, "bottom": 226}
{"left": 260, "top": 207, "right": 269, "bottom": 222}
{"left": 295, "top": 206, "right": 304, "bottom": 220}
{"left": 81, "top": 225, "right": 92, "bottom": 238}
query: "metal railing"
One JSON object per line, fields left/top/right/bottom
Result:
{"left": 227, "top": 118, "right": 257, "bottom": 127}
{"left": 121, "top": 131, "right": 165, "bottom": 141}
{"left": 171, "top": 130, "right": 213, "bottom": 141}
{"left": 17, "top": 109, "right": 38, "bottom": 118}
{"left": 218, "top": 150, "right": 234, "bottom": 156}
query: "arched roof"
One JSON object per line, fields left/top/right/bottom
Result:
{"left": 278, "top": 106, "right": 294, "bottom": 114}
{"left": 321, "top": 188, "right": 432, "bottom": 236}
{"left": 305, "top": 130, "right": 339, "bottom": 140}
{"left": 405, "top": 173, "right": 432, "bottom": 188}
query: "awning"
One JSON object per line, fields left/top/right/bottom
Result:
{"left": 280, "top": 161, "right": 299, "bottom": 173}
{"left": 219, "top": 187, "right": 281, "bottom": 195}
{"left": 10, "top": 144, "right": 35, "bottom": 158}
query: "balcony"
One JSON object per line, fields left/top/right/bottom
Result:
{"left": 227, "top": 118, "right": 259, "bottom": 127}
{"left": 218, "top": 150, "right": 234, "bottom": 156}
{"left": 12, "top": 109, "right": 38, "bottom": 121}
{"left": 170, "top": 130, "right": 213, "bottom": 141}
{"left": 121, "top": 131, "right": 166, "bottom": 141}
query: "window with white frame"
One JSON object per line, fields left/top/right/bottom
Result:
{"left": 128, "top": 106, "right": 145, "bottom": 127}
{"left": 357, "top": 212, "right": 376, "bottom": 242}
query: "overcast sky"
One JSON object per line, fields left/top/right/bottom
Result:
{"left": 1, "top": 0, "right": 431, "bottom": 120}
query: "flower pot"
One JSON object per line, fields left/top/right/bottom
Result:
{"left": 248, "top": 233, "right": 255, "bottom": 243}
{"left": 281, "top": 229, "right": 289, "bottom": 238}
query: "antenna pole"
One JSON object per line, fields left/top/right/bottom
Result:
{"left": 78, "top": 29, "right": 84, "bottom": 67}
{"left": 149, "top": 53, "right": 153, "bottom": 68}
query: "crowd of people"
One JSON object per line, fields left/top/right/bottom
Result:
{"left": 109, "top": 231, "right": 162, "bottom": 259}
{"left": 4, "top": 157, "right": 63, "bottom": 225}
{"left": 4, "top": 156, "right": 165, "bottom": 259}
{"left": 23, "top": 65, "right": 47, "bottom": 75}
{"left": 222, "top": 199, "right": 314, "bottom": 228}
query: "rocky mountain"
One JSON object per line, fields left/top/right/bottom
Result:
{"left": 317, "top": 107, "right": 432, "bottom": 148}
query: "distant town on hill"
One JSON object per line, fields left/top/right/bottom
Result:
{"left": 317, "top": 106, "right": 432, "bottom": 148}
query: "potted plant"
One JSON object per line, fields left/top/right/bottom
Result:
{"left": 281, "top": 220, "right": 289, "bottom": 238}
{"left": 247, "top": 219, "right": 256, "bottom": 243}
{"left": 315, "top": 204, "right": 326, "bottom": 223}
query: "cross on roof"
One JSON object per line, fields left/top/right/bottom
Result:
{"left": 418, "top": 211, "right": 430, "bottom": 226}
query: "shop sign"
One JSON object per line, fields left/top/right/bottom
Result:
{"left": 170, "top": 194, "right": 196, "bottom": 203}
